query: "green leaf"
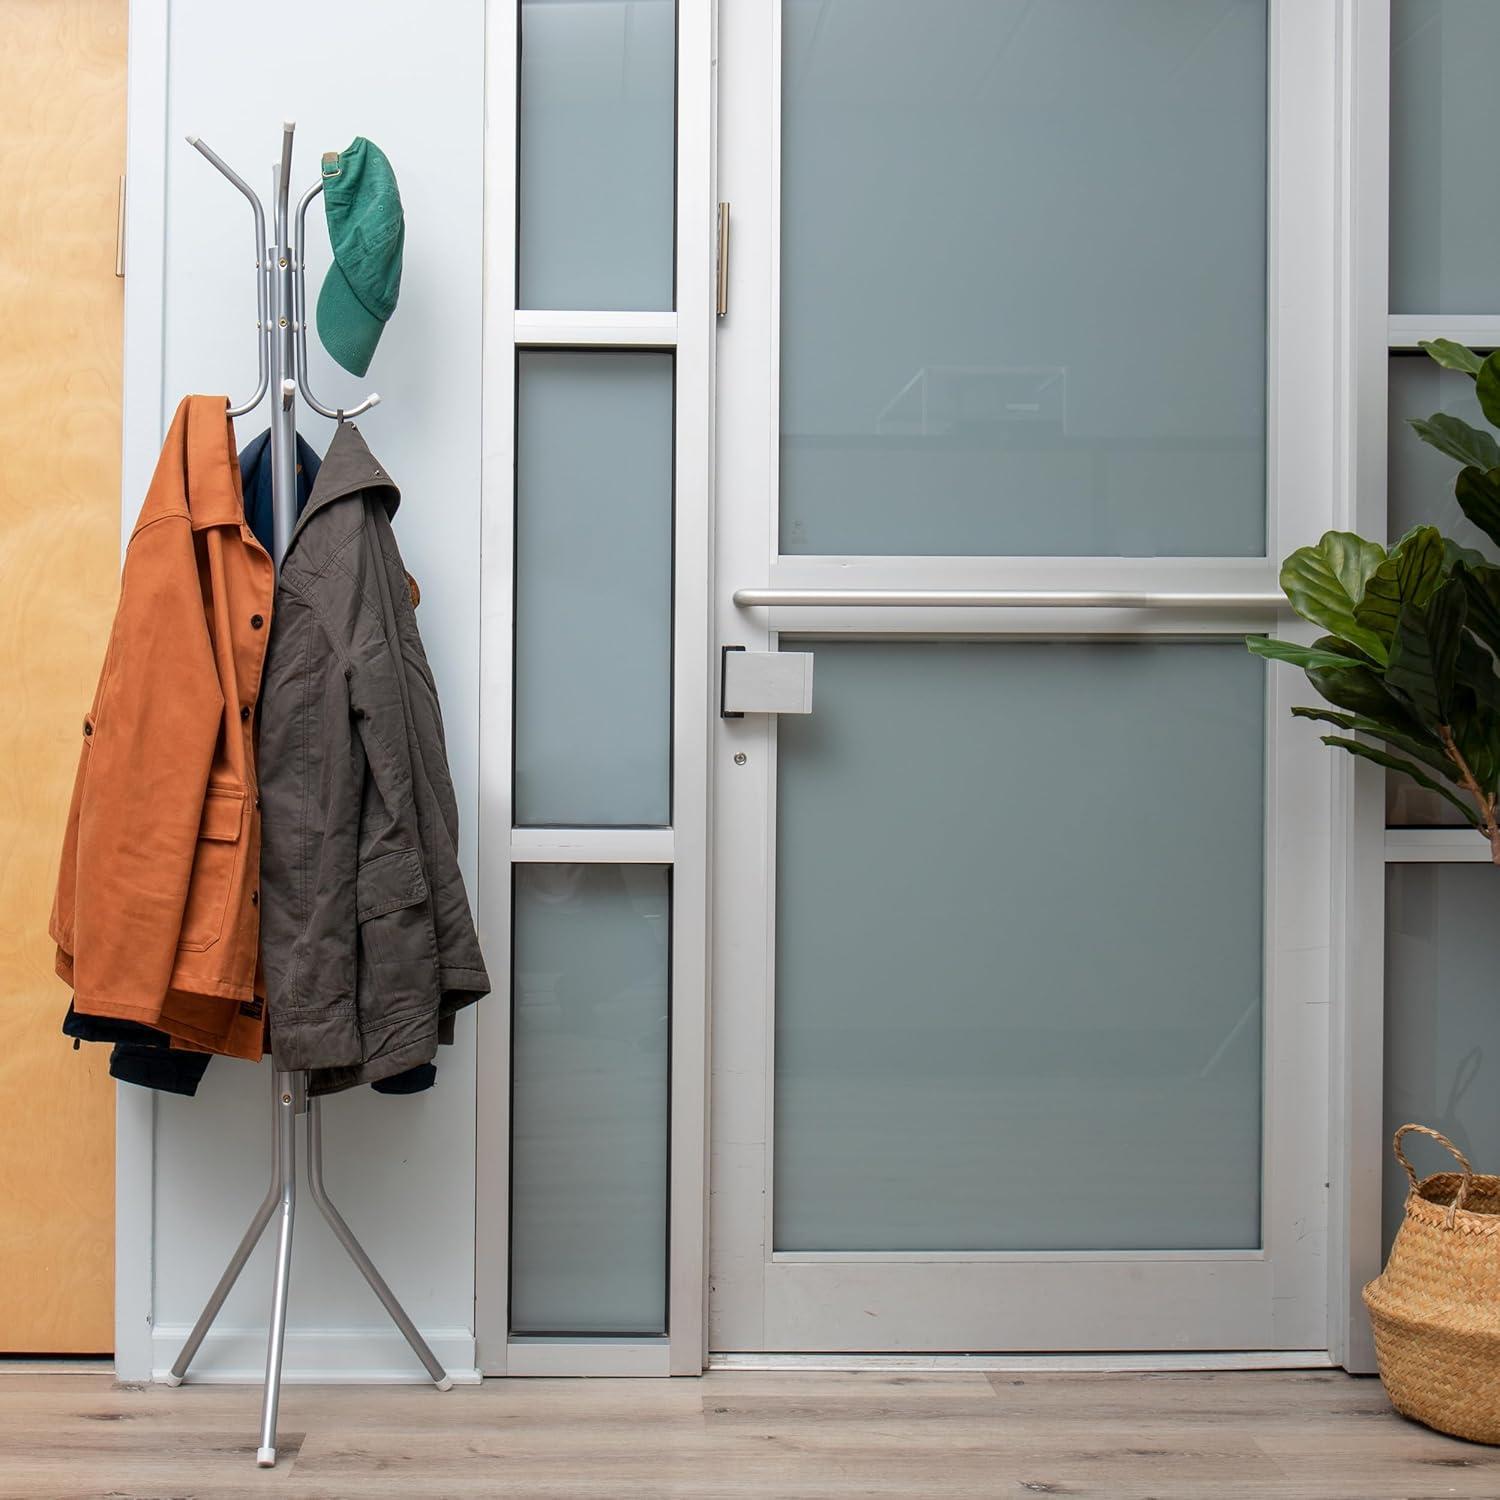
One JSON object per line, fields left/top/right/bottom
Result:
{"left": 1454, "top": 466, "right": 1500, "bottom": 551}
{"left": 1354, "top": 525, "right": 1446, "bottom": 645}
{"left": 1457, "top": 563, "right": 1500, "bottom": 656}
{"left": 1312, "top": 634, "right": 1375, "bottom": 659}
{"left": 1409, "top": 412, "right": 1500, "bottom": 472}
{"left": 1477, "top": 351, "right": 1500, "bottom": 429}
{"left": 1303, "top": 661, "right": 1400, "bottom": 719}
{"left": 1290, "top": 705, "right": 1454, "bottom": 779}
{"left": 1445, "top": 537, "right": 1488, "bottom": 573}
{"left": 1278, "top": 532, "right": 1389, "bottom": 663}
{"left": 1245, "top": 637, "right": 1371, "bottom": 672}
{"left": 1459, "top": 631, "right": 1500, "bottom": 710}
{"left": 1420, "top": 338, "right": 1485, "bottom": 377}
{"left": 1385, "top": 582, "right": 1467, "bottom": 724}
{"left": 1302, "top": 636, "right": 1426, "bottom": 729}
{"left": 1449, "top": 634, "right": 1500, "bottom": 794}
{"left": 1318, "top": 735, "right": 1482, "bottom": 826}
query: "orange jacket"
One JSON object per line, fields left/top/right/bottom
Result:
{"left": 51, "top": 396, "right": 273, "bottom": 1059}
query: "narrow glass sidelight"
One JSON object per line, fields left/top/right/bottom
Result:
{"left": 510, "top": 864, "right": 671, "bottom": 1336}
{"left": 1390, "top": 0, "right": 1500, "bottom": 313}
{"left": 772, "top": 639, "right": 1266, "bottom": 1253}
{"left": 518, "top": 0, "right": 677, "bottom": 310}
{"left": 514, "top": 350, "right": 674, "bottom": 828}
{"left": 778, "top": 0, "right": 1269, "bottom": 557}
{"left": 1384, "top": 864, "right": 1500, "bottom": 1253}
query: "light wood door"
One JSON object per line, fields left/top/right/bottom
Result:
{"left": 0, "top": 0, "right": 127, "bottom": 1354}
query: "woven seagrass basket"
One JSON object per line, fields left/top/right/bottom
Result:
{"left": 1364, "top": 1124, "right": 1500, "bottom": 1444}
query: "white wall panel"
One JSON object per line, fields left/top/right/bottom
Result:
{"left": 121, "top": 0, "right": 486, "bottom": 1381}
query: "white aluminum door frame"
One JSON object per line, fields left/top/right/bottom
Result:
{"left": 474, "top": 0, "right": 717, "bottom": 1377}
{"left": 709, "top": 0, "right": 1341, "bottom": 1355}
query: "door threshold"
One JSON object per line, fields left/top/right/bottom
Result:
{"left": 709, "top": 1351, "right": 1337, "bottom": 1374}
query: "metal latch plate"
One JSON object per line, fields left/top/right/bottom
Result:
{"left": 721, "top": 646, "right": 815, "bottom": 718}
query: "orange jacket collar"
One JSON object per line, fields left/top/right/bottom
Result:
{"left": 132, "top": 395, "right": 249, "bottom": 536}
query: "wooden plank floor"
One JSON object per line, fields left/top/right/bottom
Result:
{"left": 2, "top": 1368, "right": 1498, "bottom": 1499}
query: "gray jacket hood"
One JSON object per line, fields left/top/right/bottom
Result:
{"left": 287, "top": 419, "right": 398, "bottom": 545}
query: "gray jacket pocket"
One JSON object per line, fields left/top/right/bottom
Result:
{"left": 356, "top": 848, "right": 438, "bottom": 1018}
{"left": 356, "top": 847, "right": 427, "bottom": 923}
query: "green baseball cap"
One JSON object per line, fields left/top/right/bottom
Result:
{"left": 316, "top": 138, "right": 404, "bottom": 378}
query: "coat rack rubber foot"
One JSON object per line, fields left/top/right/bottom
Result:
{"left": 166, "top": 124, "right": 446, "bottom": 1471}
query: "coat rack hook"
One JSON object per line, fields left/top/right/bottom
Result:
{"left": 186, "top": 135, "right": 271, "bottom": 418}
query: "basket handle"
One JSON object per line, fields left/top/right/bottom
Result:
{"left": 1393, "top": 1123, "right": 1473, "bottom": 1222}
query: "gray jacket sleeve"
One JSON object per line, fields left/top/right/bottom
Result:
{"left": 343, "top": 628, "right": 445, "bottom": 1053}
{"left": 265, "top": 653, "right": 366, "bottom": 1071}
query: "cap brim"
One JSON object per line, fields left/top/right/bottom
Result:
{"left": 316, "top": 261, "right": 384, "bottom": 378}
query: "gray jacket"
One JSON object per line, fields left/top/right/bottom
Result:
{"left": 258, "top": 423, "right": 489, "bottom": 1094}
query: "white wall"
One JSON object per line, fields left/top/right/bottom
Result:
{"left": 118, "top": 0, "right": 487, "bottom": 1381}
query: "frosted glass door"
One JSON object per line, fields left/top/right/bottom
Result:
{"left": 709, "top": 0, "right": 1333, "bottom": 1356}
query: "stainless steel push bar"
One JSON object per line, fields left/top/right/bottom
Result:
{"left": 732, "top": 589, "right": 1287, "bottom": 609}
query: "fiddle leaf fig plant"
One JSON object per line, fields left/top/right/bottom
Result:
{"left": 1249, "top": 338, "right": 1500, "bottom": 861}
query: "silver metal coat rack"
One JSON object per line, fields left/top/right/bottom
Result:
{"left": 163, "top": 121, "right": 450, "bottom": 1471}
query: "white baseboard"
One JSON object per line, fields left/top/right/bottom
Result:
{"left": 709, "top": 1351, "right": 1338, "bottom": 1374}
{"left": 148, "top": 1326, "right": 480, "bottom": 1384}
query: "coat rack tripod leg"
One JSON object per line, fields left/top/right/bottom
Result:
{"left": 163, "top": 1085, "right": 286, "bottom": 1388}
{"left": 166, "top": 1069, "right": 451, "bottom": 1466}
{"left": 306, "top": 1098, "right": 453, "bottom": 1388}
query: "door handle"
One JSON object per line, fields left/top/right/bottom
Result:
{"left": 716, "top": 202, "right": 730, "bottom": 317}
{"left": 720, "top": 646, "right": 814, "bottom": 719}
{"left": 115, "top": 175, "right": 127, "bottom": 278}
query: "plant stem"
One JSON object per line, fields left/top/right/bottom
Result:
{"left": 1439, "top": 725, "right": 1500, "bottom": 862}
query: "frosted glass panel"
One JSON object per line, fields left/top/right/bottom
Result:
{"left": 515, "top": 352, "right": 672, "bottom": 827}
{"left": 1385, "top": 864, "right": 1500, "bottom": 1252}
{"left": 1386, "top": 356, "right": 1489, "bottom": 826}
{"left": 511, "top": 864, "right": 670, "bottom": 1335}
{"left": 1391, "top": 1, "right": 1500, "bottom": 313}
{"left": 779, "top": 0, "right": 1268, "bottom": 557}
{"left": 518, "top": 0, "right": 675, "bottom": 310}
{"left": 774, "top": 640, "right": 1265, "bottom": 1251}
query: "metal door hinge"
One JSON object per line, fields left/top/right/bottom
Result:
{"left": 716, "top": 202, "right": 730, "bottom": 317}
{"left": 115, "top": 175, "right": 127, "bottom": 278}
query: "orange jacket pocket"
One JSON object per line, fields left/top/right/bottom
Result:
{"left": 178, "top": 784, "right": 246, "bottom": 953}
